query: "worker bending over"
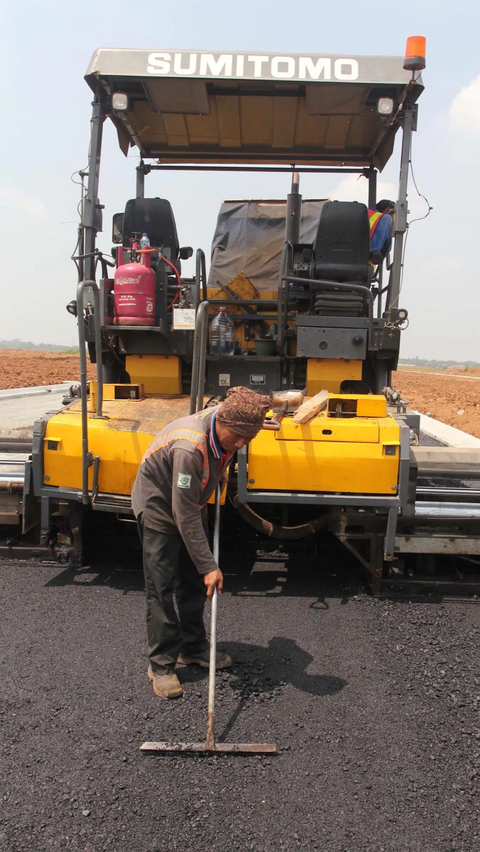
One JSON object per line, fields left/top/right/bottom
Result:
{"left": 132, "top": 386, "right": 271, "bottom": 699}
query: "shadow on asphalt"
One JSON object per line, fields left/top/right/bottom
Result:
{"left": 176, "top": 637, "right": 345, "bottom": 694}
{"left": 44, "top": 562, "right": 144, "bottom": 592}
{"left": 224, "top": 536, "right": 365, "bottom": 604}
{"left": 225, "top": 558, "right": 362, "bottom": 605}
{"left": 170, "top": 635, "right": 347, "bottom": 743}
{"left": 44, "top": 528, "right": 364, "bottom": 603}
{"left": 221, "top": 637, "right": 346, "bottom": 741}
{"left": 44, "top": 557, "right": 364, "bottom": 604}
{"left": 227, "top": 637, "right": 346, "bottom": 696}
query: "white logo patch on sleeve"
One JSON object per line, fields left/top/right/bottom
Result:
{"left": 177, "top": 472, "right": 192, "bottom": 489}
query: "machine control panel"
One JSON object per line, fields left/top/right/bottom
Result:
{"left": 297, "top": 326, "right": 367, "bottom": 359}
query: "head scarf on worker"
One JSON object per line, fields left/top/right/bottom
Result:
{"left": 216, "top": 386, "right": 271, "bottom": 439}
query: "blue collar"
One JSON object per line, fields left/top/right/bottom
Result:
{"left": 209, "top": 411, "right": 225, "bottom": 459}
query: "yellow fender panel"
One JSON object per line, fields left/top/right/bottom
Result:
{"left": 248, "top": 412, "right": 400, "bottom": 495}
{"left": 43, "top": 396, "right": 191, "bottom": 495}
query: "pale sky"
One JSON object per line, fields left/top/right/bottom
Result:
{"left": 1, "top": 0, "right": 479, "bottom": 360}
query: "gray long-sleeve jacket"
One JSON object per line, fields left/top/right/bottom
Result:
{"left": 131, "top": 408, "right": 231, "bottom": 575}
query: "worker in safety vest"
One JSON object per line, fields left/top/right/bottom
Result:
{"left": 132, "top": 386, "right": 271, "bottom": 699}
{"left": 368, "top": 199, "right": 395, "bottom": 259}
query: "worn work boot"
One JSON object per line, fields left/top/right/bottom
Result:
{"left": 178, "top": 649, "right": 232, "bottom": 669}
{"left": 147, "top": 664, "right": 183, "bottom": 699}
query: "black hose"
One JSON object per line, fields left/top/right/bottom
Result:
{"left": 234, "top": 498, "right": 327, "bottom": 540}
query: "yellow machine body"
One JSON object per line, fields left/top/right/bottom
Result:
{"left": 89, "top": 382, "right": 144, "bottom": 411}
{"left": 43, "top": 396, "right": 191, "bottom": 495}
{"left": 125, "top": 355, "right": 181, "bottom": 395}
{"left": 43, "top": 391, "right": 399, "bottom": 500}
{"left": 247, "top": 395, "right": 400, "bottom": 495}
{"left": 306, "top": 359, "right": 362, "bottom": 394}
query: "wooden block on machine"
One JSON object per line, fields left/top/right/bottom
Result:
{"left": 293, "top": 390, "right": 329, "bottom": 424}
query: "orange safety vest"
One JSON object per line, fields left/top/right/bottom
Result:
{"left": 368, "top": 209, "right": 384, "bottom": 238}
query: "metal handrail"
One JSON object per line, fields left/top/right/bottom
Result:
{"left": 196, "top": 248, "right": 208, "bottom": 302}
{"left": 376, "top": 264, "right": 384, "bottom": 318}
{"left": 276, "top": 241, "right": 292, "bottom": 356}
{"left": 284, "top": 274, "right": 374, "bottom": 343}
{"left": 208, "top": 298, "right": 278, "bottom": 308}
{"left": 189, "top": 300, "right": 209, "bottom": 414}
{"left": 76, "top": 279, "right": 104, "bottom": 504}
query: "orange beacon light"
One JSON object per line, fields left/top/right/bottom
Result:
{"left": 403, "top": 36, "right": 426, "bottom": 72}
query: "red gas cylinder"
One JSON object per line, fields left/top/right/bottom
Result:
{"left": 113, "top": 249, "right": 156, "bottom": 326}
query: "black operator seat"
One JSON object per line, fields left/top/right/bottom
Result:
{"left": 311, "top": 201, "right": 371, "bottom": 316}
{"left": 122, "top": 197, "right": 180, "bottom": 268}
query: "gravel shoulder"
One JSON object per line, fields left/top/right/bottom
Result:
{"left": 1, "top": 540, "right": 480, "bottom": 852}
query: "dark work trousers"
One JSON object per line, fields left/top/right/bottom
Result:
{"left": 138, "top": 518, "right": 208, "bottom": 673}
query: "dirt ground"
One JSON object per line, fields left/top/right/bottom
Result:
{"left": 393, "top": 369, "right": 480, "bottom": 439}
{"left": 0, "top": 350, "right": 479, "bottom": 438}
{"left": 0, "top": 350, "right": 94, "bottom": 390}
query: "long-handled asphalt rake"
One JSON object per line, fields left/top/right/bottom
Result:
{"left": 140, "top": 486, "right": 277, "bottom": 755}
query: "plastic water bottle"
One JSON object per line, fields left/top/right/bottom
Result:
{"left": 140, "top": 233, "right": 150, "bottom": 249}
{"left": 210, "top": 307, "right": 235, "bottom": 355}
